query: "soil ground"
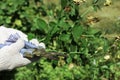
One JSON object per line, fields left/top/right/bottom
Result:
{"left": 43, "top": 0, "right": 120, "bottom": 38}
{"left": 84, "top": 0, "right": 120, "bottom": 37}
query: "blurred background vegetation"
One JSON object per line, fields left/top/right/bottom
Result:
{"left": 0, "top": 0, "right": 120, "bottom": 80}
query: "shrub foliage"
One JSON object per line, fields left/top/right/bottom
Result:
{"left": 0, "top": 0, "right": 120, "bottom": 80}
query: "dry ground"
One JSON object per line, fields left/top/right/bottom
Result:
{"left": 81, "top": 0, "right": 120, "bottom": 37}
{"left": 43, "top": 0, "right": 120, "bottom": 37}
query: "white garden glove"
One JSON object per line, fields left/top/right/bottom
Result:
{"left": 0, "top": 26, "right": 28, "bottom": 44}
{"left": 0, "top": 26, "right": 45, "bottom": 71}
{"left": 0, "top": 39, "right": 31, "bottom": 71}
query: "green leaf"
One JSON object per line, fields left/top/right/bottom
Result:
{"left": 5, "top": 18, "right": 11, "bottom": 24}
{"left": 93, "top": 0, "right": 99, "bottom": 4}
{"left": 58, "top": 20, "right": 70, "bottom": 31}
{"left": 44, "top": 21, "right": 59, "bottom": 43}
{"left": 27, "top": 33, "right": 35, "bottom": 40}
{"left": 34, "top": 18, "right": 48, "bottom": 34}
{"left": 87, "top": 28, "right": 100, "bottom": 35}
{"left": 93, "top": 5, "right": 100, "bottom": 11}
{"left": 49, "top": 21, "right": 59, "bottom": 35}
{"left": 70, "top": 7, "right": 76, "bottom": 16}
{"left": 72, "top": 25, "right": 83, "bottom": 42}
{"left": 59, "top": 34, "right": 71, "bottom": 42}
{"left": 14, "top": 19, "right": 22, "bottom": 26}
{"left": 103, "top": 39, "right": 109, "bottom": 52}
{"left": 60, "top": 0, "right": 68, "bottom": 9}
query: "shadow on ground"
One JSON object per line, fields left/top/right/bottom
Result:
{"left": 0, "top": 70, "right": 17, "bottom": 80}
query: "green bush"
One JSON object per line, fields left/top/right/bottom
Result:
{"left": 0, "top": 0, "right": 120, "bottom": 80}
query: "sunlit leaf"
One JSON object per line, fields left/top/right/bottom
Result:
{"left": 34, "top": 18, "right": 48, "bottom": 34}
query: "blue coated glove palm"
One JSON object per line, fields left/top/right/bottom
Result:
{"left": 0, "top": 33, "right": 44, "bottom": 58}
{"left": 0, "top": 26, "right": 45, "bottom": 71}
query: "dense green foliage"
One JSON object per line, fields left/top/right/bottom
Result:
{"left": 0, "top": 0, "right": 120, "bottom": 80}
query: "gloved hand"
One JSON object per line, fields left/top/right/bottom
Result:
{"left": 0, "top": 39, "right": 31, "bottom": 71}
{"left": 0, "top": 26, "right": 65, "bottom": 71}
{"left": 0, "top": 26, "right": 45, "bottom": 71}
